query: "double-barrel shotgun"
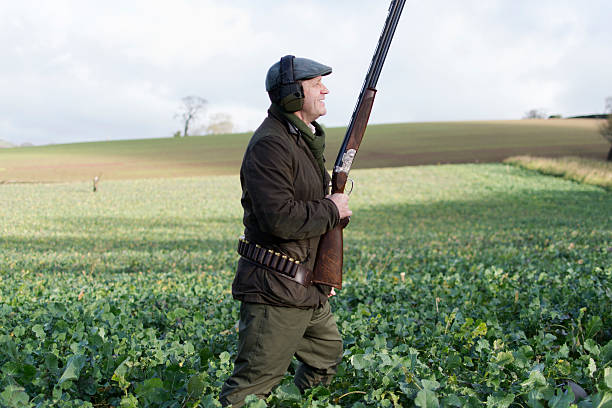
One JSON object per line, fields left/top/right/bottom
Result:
{"left": 313, "top": 0, "right": 406, "bottom": 289}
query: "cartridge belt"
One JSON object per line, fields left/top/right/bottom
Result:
{"left": 237, "top": 236, "right": 313, "bottom": 287}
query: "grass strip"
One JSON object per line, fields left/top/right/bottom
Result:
{"left": 504, "top": 155, "right": 612, "bottom": 190}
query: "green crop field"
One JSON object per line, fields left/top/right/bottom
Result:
{"left": 1, "top": 164, "right": 610, "bottom": 407}
{"left": 0, "top": 119, "right": 607, "bottom": 183}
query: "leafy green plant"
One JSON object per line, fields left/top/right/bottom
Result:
{"left": 0, "top": 164, "right": 610, "bottom": 406}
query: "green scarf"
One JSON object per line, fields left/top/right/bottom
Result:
{"left": 270, "top": 104, "right": 327, "bottom": 183}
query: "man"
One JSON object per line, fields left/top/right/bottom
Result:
{"left": 219, "top": 55, "right": 351, "bottom": 407}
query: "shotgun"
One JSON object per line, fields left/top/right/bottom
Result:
{"left": 313, "top": 0, "right": 406, "bottom": 289}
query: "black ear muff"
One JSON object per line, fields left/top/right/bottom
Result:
{"left": 277, "top": 55, "right": 304, "bottom": 113}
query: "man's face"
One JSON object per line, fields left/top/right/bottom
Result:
{"left": 298, "top": 76, "right": 329, "bottom": 123}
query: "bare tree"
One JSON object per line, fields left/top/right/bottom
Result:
{"left": 206, "top": 113, "right": 234, "bottom": 135}
{"left": 600, "top": 96, "right": 612, "bottom": 161}
{"left": 523, "top": 109, "right": 547, "bottom": 119}
{"left": 176, "top": 96, "right": 207, "bottom": 137}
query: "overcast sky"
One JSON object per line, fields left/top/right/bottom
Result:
{"left": 1, "top": 0, "right": 611, "bottom": 146}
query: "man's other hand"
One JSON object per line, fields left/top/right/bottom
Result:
{"left": 326, "top": 193, "right": 352, "bottom": 219}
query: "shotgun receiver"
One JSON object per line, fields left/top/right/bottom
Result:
{"left": 313, "top": 0, "right": 405, "bottom": 289}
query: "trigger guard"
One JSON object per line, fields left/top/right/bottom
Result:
{"left": 346, "top": 178, "right": 354, "bottom": 196}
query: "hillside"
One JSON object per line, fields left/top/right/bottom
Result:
{"left": 0, "top": 119, "right": 607, "bottom": 183}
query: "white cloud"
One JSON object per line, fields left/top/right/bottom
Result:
{"left": 0, "top": 0, "right": 611, "bottom": 145}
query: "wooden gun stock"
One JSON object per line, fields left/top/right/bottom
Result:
{"left": 311, "top": 220, "right": 347, "bottom": 289}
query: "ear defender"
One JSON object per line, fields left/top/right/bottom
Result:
{"left": 278, "top": 55, "right": 304, "bottom": 113}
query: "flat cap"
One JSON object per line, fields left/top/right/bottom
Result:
{"left": 265, "top": 56, "right": 332, "bottom": 92}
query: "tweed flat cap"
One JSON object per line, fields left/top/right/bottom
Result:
{"left": 265, "top": 56, "right": 332, "bottom": 92}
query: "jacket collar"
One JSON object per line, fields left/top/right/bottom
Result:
{"left": 268, "top": 104, "right": 300, "bottom": 137}
{"left": 268, "top": 103, "right": 325, "bottom": 138}
{"left": 267, "top": 103, "right": 327, "bottom": 185}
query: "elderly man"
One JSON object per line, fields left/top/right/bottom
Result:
{"left": 219, "top": 55, "right": 351, "bottom": 407}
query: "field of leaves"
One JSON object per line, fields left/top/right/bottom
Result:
{"left": 0, "top": 164, "right": 611, "bottom": 407}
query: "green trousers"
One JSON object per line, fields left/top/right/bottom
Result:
{"left": 219, "top": 301, "right": 343, "bottom": 407}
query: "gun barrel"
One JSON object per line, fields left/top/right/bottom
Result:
{"left": 367, "top": 0, "right": 406, "bottom": 89}
{"left": 334, "top": 0, "right": 406, "bottom": 171}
